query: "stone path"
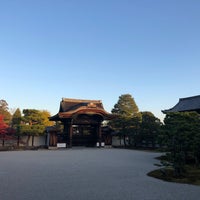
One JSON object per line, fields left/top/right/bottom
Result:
{"left": 0, "top": 148, "right": 199, "bottom": 200}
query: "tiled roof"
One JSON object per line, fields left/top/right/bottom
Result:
{"left": 50, "top": 98, "right": 114, "bottom": 120}
{"left": 59, "top": 98, "right": 104, "bottom": 112}
{"left": 162, "top": 95, "right": 200, "bottom": 113}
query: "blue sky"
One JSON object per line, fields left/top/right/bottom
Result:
{"left": 0, "top": 0, "right": 200, "bottom": 121}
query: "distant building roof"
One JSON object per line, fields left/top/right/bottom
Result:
{"left": 162, "top": 95, "right": 200, "bottom": 114}
{"left": 50, "top": 98, "right": 115, "bottom": 121}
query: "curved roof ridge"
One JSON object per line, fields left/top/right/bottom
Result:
{"left": 62, "top": 98, "right": 102, "bottom": 103}
{"left": 180, "top": 95, "right": 200, "bottom": 101}
{"left": 50, "top": 97, "right": 115, "bottom": 121}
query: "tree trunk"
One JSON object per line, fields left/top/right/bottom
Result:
{"left": 3, "top": 135, "right": 5, "bottom": 147}
{"left": 17, "top": 136, "right": 20, "bottom": 147}
{"left": 32, "top": 135, "right": 34, "bottom": 146}
{"left": 119, "top": 135, "right": 122, "bottom": 146}
{"left": 26, "top": 135, "right": 31, "bottom": 146}
{"left": 123, "top": 135, "right": 127, "bottom": 147}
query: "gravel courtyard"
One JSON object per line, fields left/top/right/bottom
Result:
{"left": 0, "top": 148, "right": 199, "bottom": 200}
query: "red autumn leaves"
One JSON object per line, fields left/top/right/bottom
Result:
{"left": 0, "top": 115, "right": 8, "bottom": 135}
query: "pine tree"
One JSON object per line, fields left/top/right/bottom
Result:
{"left": 112, "top": 94, "right": 139, "bottom": 117}
{"left": 12, "top": 108, "right": 22, "bottom": 126}
{"left": 161, "top": 112, "right": 200, "bottom": 176}
{"left": 110, "top": 94, "right": 141, "bottom": 146}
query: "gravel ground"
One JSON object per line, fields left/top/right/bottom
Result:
{"left": 0, "top": 148, "right": 199, "bottom": 200}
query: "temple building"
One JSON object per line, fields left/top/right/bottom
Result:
{"left": 49, "top": 98, "right": 115, "bottom": 148}
{"left": 162, "top": 95, "right": 200, "bottom": 114}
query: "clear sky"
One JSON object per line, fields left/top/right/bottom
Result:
{"left": 0, "top": 0, "right": 200, "bottom": 121}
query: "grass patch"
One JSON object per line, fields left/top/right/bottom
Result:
{"left": 147, "top": 166, "right": 200, "bottom": 185}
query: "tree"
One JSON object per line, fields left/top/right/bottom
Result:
{"left": 40, "top": 110, "right": 54, "bottom": 126}
{"left": 112, "top": 94, "right": 139, "bottom": 117}
{"left": 161, "top": 112, "right": 200, "bottom": 176}
{"left": 0, "top": 115, "right": 8, "bottom": 146}
{"left": 21, "top": 109, "right": 53, "bottom": 126}
{"left": 0, "top": 115, "right": 8, "bottom": 135}
{"left": 22, "top": 109, "right": 43, "bottom": 125}
{"left": 110, "top": 94, "right": 141, "bottom": 146}
{"left": 0, "top": 99, "right": 12, "bottom": 125}
{"left": 11, "top": 108, "right": 22, "bottom": 146}
{"left": 139, "top": 112, "right": 162, "bottom": 148}
{"left": 12, "top": 108, "right": 22, "bottom": 126}
{"left": 0, "top": 99, "right": 9, "bottom": 111}
{"left": 18, "top": 109, "right": 54, "bottom": 146}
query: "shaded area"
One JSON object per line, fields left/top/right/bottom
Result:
{"left": 147, "top": 167, "right": 200, "bottom": 185}
{"left": 147, "top": 155, "right": 200, "bottom": 185}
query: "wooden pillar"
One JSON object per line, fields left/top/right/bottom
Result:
{"left": 64, "top": 119, "right": 73, "bottom": 148}
{"left": 97, "top": 123, "right": 102, "bottom": 147}
{"left": 69, "top": 122, "right": 73, "bottom": 148}
{"left": 63, "top": 120, "right": 69, "bottom": 148}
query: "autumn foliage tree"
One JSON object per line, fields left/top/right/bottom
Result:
{"left": 0, "top": 100, "right": 16, "bottom": 146}
{"left": 0, "top": 99, "right": 11, "bottom": 125}
{"left": 0, "top": 115, "right": 8, "bottom": 135}
{"left": 0, "top": 115, "right": 9, "bottom": 146}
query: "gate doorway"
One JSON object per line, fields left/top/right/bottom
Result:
{"left": 72, "top": 125, "right": 97, "bottom": 147}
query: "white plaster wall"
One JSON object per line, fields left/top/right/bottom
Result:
{"left": 20, "top": 136, "right": 46, "bottom": 146}
{"left": 112, "top": 136, "right": 125, "bottom": 146}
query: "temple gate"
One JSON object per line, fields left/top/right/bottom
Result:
{"left": 49, "top": 98, "right": 114, "bottom": 148}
